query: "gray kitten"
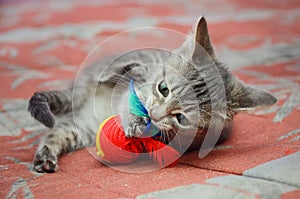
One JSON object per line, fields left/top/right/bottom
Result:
{"left": 28, "top": 17, "right": 276, "bottom": 173}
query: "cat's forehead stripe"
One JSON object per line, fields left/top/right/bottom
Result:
{"left": 162, "top": 67, "right": 166, "bottom": 78}
{"left": 170, "top": 84, "right": 185, "bottom": 94}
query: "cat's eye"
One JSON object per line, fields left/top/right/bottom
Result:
{"left": 176, "top": 113, "right": 190, "bottom": 126}
{"left": 158, "top": 81, "right": 169, "bottom": 97}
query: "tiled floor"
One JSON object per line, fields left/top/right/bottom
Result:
{"left": 0, "top": 0, "right": 299, "bottom": 198}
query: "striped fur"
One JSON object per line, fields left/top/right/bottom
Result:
{"left": 28, "top": 17, "right": 276, "bottom": 172}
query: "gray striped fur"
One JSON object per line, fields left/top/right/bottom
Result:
{"left": 28, "top": 17, "right": 276, "bottom": 172}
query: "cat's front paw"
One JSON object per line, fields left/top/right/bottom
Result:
{"left": 127, "top": 124, "right": 146, "bottom": 137}
{"left": 126, "top": 117, "right": 149, "bottom": 137}
{"left": 33, "top": 146, "right": 58, "bottom": 173}
{"left": 28, "top": 92, "right": 55, "bottom": 128}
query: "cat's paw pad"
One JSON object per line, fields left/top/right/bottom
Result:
{"left": 33, "top": 146, "right": 58, "bottom": 173}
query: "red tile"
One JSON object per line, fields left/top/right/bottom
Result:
{"left": 281, "top": 190, "right": 300, "bottom": 199}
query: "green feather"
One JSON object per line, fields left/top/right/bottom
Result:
{"left": 128, "top": 80, "right": 149, "bottom": 118}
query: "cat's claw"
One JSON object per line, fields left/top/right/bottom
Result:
{"left": 127, "top": 125, "right": 145, "bottom": 137}
{"left": 33, "top": 146, "right": 58, "bottom": 173}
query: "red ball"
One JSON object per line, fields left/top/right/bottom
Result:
{"left": 96, "top": 116, "right": 140, "bottom": 164}
{"left": 96, "top": 115, "right": 180, "bottom": 167}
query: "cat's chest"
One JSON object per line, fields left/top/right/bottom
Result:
{"left": 93, "top": 84, "right": 115, "bottom": 122}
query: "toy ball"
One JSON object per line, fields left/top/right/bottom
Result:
{"left": 96, "top": 115, "right": 180, "bottom": 167}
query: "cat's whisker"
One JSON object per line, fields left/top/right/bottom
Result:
{"left": 198, "top": 116, "right": 206, "bottom": 131}
{"left": 112, "top": 80, "right": 129, "bottom": 86}
{"left": 163, "top": 130, "right": 167, "bottom": 143}
{"left": 199, "top": 108, "right": 212, "bottom": 118}
{"left": 111, "top": 88, "right": 127, "bottom": 93}
{"left": 199, "top": 109, "right": 212, "bottom": 118}
{"left": 162, "top": 130, "right": 167, "bottom": 144}
{"left": 172, "top": 129, "right": 183, "bottom": 151}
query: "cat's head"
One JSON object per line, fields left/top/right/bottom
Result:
{"left": 142, "top": 17, "right": 277, "bottom": 135}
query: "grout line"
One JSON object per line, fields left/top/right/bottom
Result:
{"left": 179, "top": 162, "right": 300, "bottom": 189}
{"left": 242, "top": 174, "right": 300, "bottom": 189}
{"left": 179, "top": 162, "right": 243, "bottom": 176}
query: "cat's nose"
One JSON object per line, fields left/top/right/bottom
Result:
{"left": 149, "top": 106, "right": 165, "bottom": 121}
{"left": 149, "top": 99, "right": 181, "bottom": 121}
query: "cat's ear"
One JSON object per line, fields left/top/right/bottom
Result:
{"left": 230, "top": 79, "right": 277, "bottom": 110}
{"left": 192, "top": 17, "right": 215, "bottom": 63}
{"left": 98, "top": 62, "right": 143, "bottom": 83}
